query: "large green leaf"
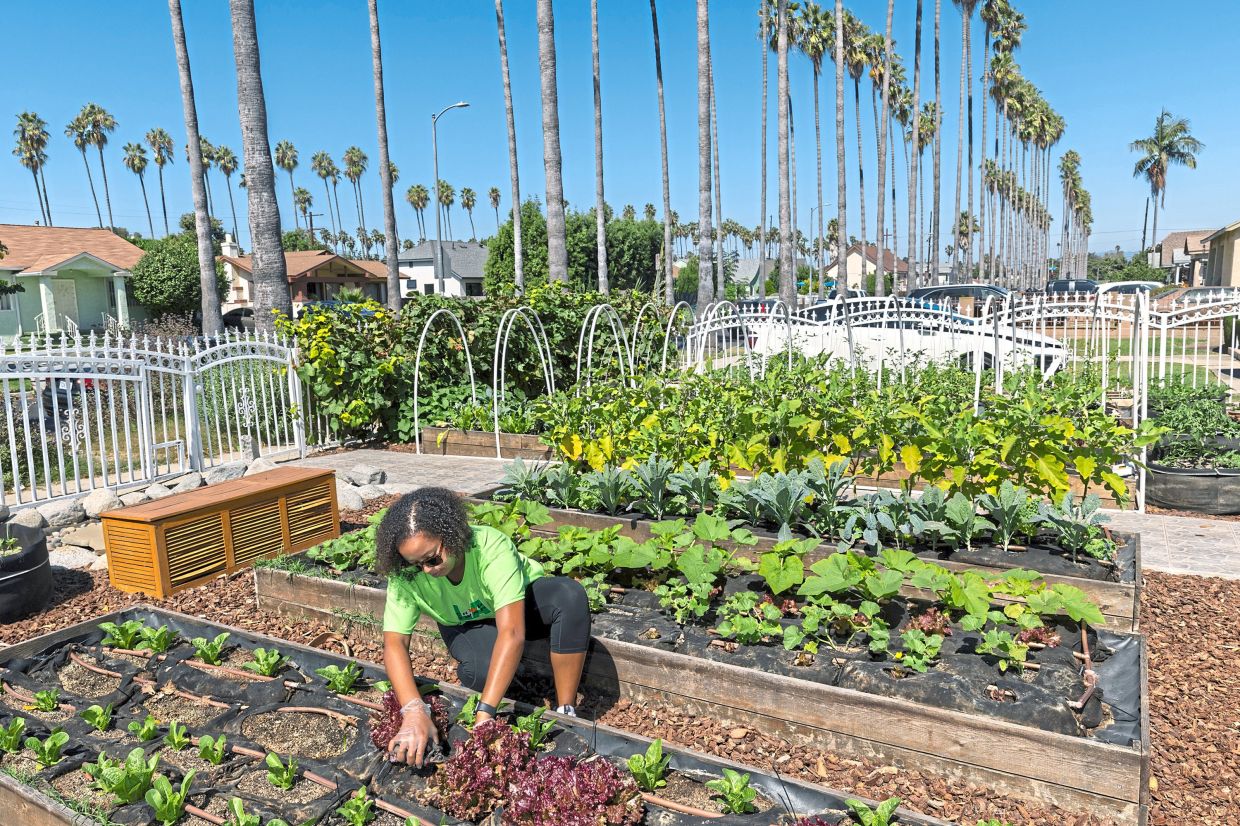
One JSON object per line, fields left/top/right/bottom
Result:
{"left": 798, "top": 554, "right": 862, "bottom": 597}
{"left": 758, "top": 553, "right": 804, "bottom": 595}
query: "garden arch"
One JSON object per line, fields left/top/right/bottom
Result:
{"left": 493, "top": 307, "right": 555, "bottom": 458}
{"left": 412, "top": 308, "right": 477, "bottom": 454}
{"left": 575, "top": 303, "right": 632, "bottom": 392}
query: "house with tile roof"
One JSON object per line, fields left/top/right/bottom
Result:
{"left": 1158, "top": 229, "right": 1212, "bottom": 285}
{"left": 0, "top": 223, "right": 145, "bottom": 338}
{"left": 218, "top": 235, "right": 388, "bottom": 313}
{"left": 397, "top": 240, "right": 487, "bottom": 297}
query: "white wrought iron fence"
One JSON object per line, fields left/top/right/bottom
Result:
{"left": 0, "top": 330, "right": 304, "bottom": 506}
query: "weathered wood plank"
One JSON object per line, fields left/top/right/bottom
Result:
{"left": 421, "top": 428, "right": 552, "bottom": 460}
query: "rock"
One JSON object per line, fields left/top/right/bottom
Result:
{"left": 345, "top": 464, "right": 386, "bottom": 486}
{"left": 82, "top": 488, "right": 123, "bottom": 519}
{"left": 335, "top": 482, "right": 364, "bottom": 512}
{"left": 244, "top": 457, "right": 279, "bottom": 477}
{"left": 38, "top": 498, "right": 86, "bottom": 531}
{"left": 205, "top": 462, "right": 247, "bottom": 485}
{"left": 8, "top": 508, "right": 46, "bottom": 531}
{"left": 170, "top": 473, "right": 204, "bottom": 493}
{"left": 145, "top": 483, "right": 173, "bottom": 501}
{"left": 728, "top": 728, "right": 749, "bottom": 741}
{"left": 356, "top": 484, "right": 387, "bottom": 502}
{"left": 119, "top": 491, "right": 150, "bottom": 507}
{"left": 90, "top": 554, "right": 110, "bottom": 571}
{"left": 378, "top": 482, "right": 416, "bottom": 497}
{"left": 61, "top": 523, "right": 106, "bottom": 553}
{"left": 49, "top": 545, "right": 98, "bottom": 570}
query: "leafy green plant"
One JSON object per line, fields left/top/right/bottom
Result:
{"left": 0, "top": 718, "right": 26, "bottom": 753}
{"left": 977, "top": 630, "right": 1030, "bottom": 674}
{"left": 582, "top": 466, "right": 634, "bottom": 516}
{"left": 316, "top": 661, "right": 363, "bottom": 694}
{"left": 163, "top": 721, "right": 190, "bottom": 751}
{"left": 99, "top": 620, "right": 144, "bottom": 649}
{"left": 944, "top": 493, "right": 995, "bottom": 552}
{"left": 335, "top": 788, "right": 376, "bottom": 826}
{"left": 145, "top": 771, "right": 195, "bottom": 826}
{"left": 512, "top": 707, "right": 556, "bottom": 749}
{"left": 544, "top": 463, "right": 586, "bottom": 510}
{"left": 894, "top": 630, "right": 943, "bottom": 673}
{"left": 654, "top": 576, "right": 715, "bottom": 625}
{"left": 128, "top": 714, "right": 161, "bottom": 742}
{"left": 455, "top": 694, "right": 482, "bottom": 729}
{"left": 705, "top": 768, "right": 758, "bottom": 814}
{"left": 977, "top": 482, "right": 1029, "bottom": 552}
{"left": 84, "top": 747, "right": 158, "bottom": 804}
{"left": 198, "top": 734, "right": 228, "bottom": 765}
{"left": 190, "top": 633, "right": 231, "bottom": 666}
{"left": 746, "top": 471, "right": 814, "bottom": 540}
{"left": 265, "top": 752, "right": 298, "bottom": 790}
{"left": 243, "top": 647, "right": 291, "bottom": 677}
{"left": 627, "top": 738, "right": 671, "bottom": 792}
{"left": 669, "top": 461, "right": 718, "bottom": 512}
{"left": 845, "top": 797, "right": 902, "bottom": 826}
{"left": 137, "top": 625, "right": 177, "bottom": 654}
{"left": 499, "top": 458, "right": 551, "bottom": 501}
{"left": 79, "top": 704, "right": 114, "bottom": 733}
{"left": 1034, "top": 492, "right": 1116, "bottom": 563}
{"left": 33, "top": 689, "right": 60, "bottom": 712}
{"left": 715, "top": 592, "right": 785, "bottom": 646}
{"left": 25, "top": 730, "right": 70, "bottom": 768}
{"left": 632, "top": 455, "right": 676, "bottom": 519}
{"left": 1025, "top": 583, "right": 1106, "bottom": 627}
{"left": 226, "top": 798, "right": 261, "bottom": 826}
{"left": 757, "top": 537, "right": 817, "bottom": 595}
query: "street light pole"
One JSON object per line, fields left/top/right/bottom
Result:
{"left": 431, "top": 102, "right": 469, "bottom": 295}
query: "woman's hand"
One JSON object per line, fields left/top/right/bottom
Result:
{"left": 387, "top": 703, "right": 440, "bottom": 768}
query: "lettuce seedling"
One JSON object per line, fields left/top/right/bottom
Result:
{"left": 190, "top": 633, "right": 230, "bottom": 665}
{"left": 145, "top": 771, "right": 195, "bottom": 826}
{"left": 512, "top": 707, "right": 555, "bottom": 749}
{"left": 0, "top": 718, "right": 26, "bottom": 753}
{"left": 25, "top": 730, "right": 70, "bottom": 768}
{"left": 99, "top": 620, "right": 144, "bottom": 649}
{"left": 197, "top": 734, "right": 228, "bottom": 765}
{"left": 85, "top": 747, "right": 158, "bottom": 804}
{"left": 137, "top": 624, "right": 177, "bottom": 654}
{"left": 705, "top": 768, "right": 757, "bottom": 814}
{"left": 315, "top": 661, "right": 362, "bottom": 694}
{"left": 846, "top": 797, "right": 902, "bottom": 826}
{"left": 79, "top": 703, "right": 114, "bottom": 732}
{"left": 226, "top": 798, "right": 261, "bottom": 826}
{"left": 265, "top": 752, "right": 298, "bottom": 790}
{"left": 335, "top": 788, "right": 376, "bottom": 826}
{"left": 163, "top": 721, "right": 190, "bottom": 751}
{"left": 242, "top": 647, "right": 291, "bottom": 677}
{"left": 627, "top": 738, "right": 670, "bottom": 792}
{"left": 128, "top": 714, "right": 161, "bottom": 742}
{"left": 32, "top": 689, "right": 60, "bottom": 712}
{"left": 418, "top": 721, "right": 536, "bottom": 820}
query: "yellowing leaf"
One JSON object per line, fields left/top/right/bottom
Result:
{"left": 1074, "top": 455, "right": 1097, "bottom": 482}
{"left": 559, "top": 434, "right": 584, "bottom": 461}
{"left": 900, "top": 444, "right": 923, "bottom": 474}
{"left": 832, "top": 434, "right": 852, "bottom": 454}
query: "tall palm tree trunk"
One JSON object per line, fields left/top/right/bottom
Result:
{"left": 96, "top": 146, "right": 115, "bottom": 231}
{"left": 590, "top": 0, "right": 609, "bottom": 295}
{"left": 875, "top": 0, "right": 894, "bottom": 297}
{"left": 226, "top": 177, "right": 240, "bottom": 242}
{"left": 157, "top": 165, "right": 169, "bottom": 235}
{"left": 931, "top": 0, "right": 942, "bottom": 282}
{"left": 789, "top": 91, "right": 799, "bottom": 291}
{"left": 964, "top": 11, "right": 975, "bottom": 281}
{"left": 138, "top": 174, "right": 155, "bottom": 238}
{"left": 29, "top": 170, "right": 47, "bottom": 226}
{"left": 39, "top": 167, "right": 53, "bottom": 226}
{"left": 650, "top": 0, "right": 673, "bottom": 304}
{"left": 854, "top": 77, "right": 867, "bottom": 282}
{"left": 759, "top": 5, "right": 770, "bottom": 300}
{"left": 287, "top": 171, "right": 298, "bottom": 229}
{"left": 169, "top": 0, "right": 223, "bottom": 337}
{"left": 367, "top": 0, "right": 401, "bottom": 310}
{"left": 495, "top": 0, "right": 524, "bottom": 293}
{"left": 834, "top": 0, "right": 848, "bottom": 297}
{"left": 204, "top": 168, "right": 215, "bottom": 219}
{"left": 813, "top": 66, "right": 825, "bottom": 300}
{"left": 321, "top": 179, "right": 336, "bottom": 237}
{"left": 907, "top": 0, "right": 922, "bottom": 290}
{"left": 696, "top": 0, "right": 715, "bottom": 311}
{"left": 332, "top": 181, "right": 344, "bottom": 243}
{"left": 710, "top": 59, "right": 724, "bottom": 301}
{"left": 952, "top": 9, "right": 965, "bottom": 279}
{"left": 79, "top": 148, "right": 103, "bottom": 228}
{"left": 536, "top": 0, "right": 568, "bottom": 284}
{"left": 229, "top": 0, "right": 291, "bottom": 330}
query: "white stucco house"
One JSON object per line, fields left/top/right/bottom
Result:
{"left": 398, "top": 240, "right": 487, "bottom": 298}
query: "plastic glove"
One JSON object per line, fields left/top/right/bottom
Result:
{"left": 387, "top": 699, "right": 440, "bottom": 768}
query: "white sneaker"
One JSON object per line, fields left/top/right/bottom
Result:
{"left": 555, "top": 704, "right": 577, "bottom": 717}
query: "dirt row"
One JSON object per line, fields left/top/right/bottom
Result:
{"left": 2, "top": 557, "right": 1235, "bottom": 824}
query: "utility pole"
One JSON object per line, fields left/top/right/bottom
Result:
{"left": 1141, "top": 196, "right": 1150, "bottom": 254}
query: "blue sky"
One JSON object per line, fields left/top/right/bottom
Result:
{"left": 2, "top": 0, "right": 1236, "bottom": 257}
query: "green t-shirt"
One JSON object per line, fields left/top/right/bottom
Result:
{"left": 382, "top": 525, "right": 544, "bottom": 634}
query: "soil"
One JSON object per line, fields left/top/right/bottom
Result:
{"left": 241, "top": 710, "right": 357, "bottom": 760}
{"left": 56, "top": 658, "right": 121, "bottom": 697}
{"left": 0, "top": 751, "right": 43, "bottom": 776}
{"left": 1, "top": 701, "right": 71, "bottom": 724}
{"left": 85, "top": 727, "right": 126, "bottom": 742}
{"left": 340, "top": 495, "right": 400, "bottom": 533}
{"left": 103, "top": 649, "right": 153, "bottom": 669}
{"left": 657, "top": 771, "right": 727, "bottom": 814}
{"left": 49, "top": 766, "right": 115, "bottom": 815}
{"left": 235, "top": 769, "right": 331, "bottom": 805}
{"left": 184, "top": 793, "right": 229, "bottom": 826}
{"left": 157, "top": 745, "right": 228, "bottom": 779}
{"left": 139, "top": 689, "right": 226, "bottom": 729}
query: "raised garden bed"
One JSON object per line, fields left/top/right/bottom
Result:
{"left": 0, "top": 605, "right": 951, "bottom": 826}
{"left": 420, "top": 427, "right": 551, "bottom": 460}
{"left": 1144, "top": 437, "right": 1240, "bottom": 515}
{"left": 255, "top": 555, "right": 1150, "bottom": 825}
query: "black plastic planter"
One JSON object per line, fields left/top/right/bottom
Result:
{"left": 0, "top": 520, "right": 52, "bottom": 623}
{"left": 1146, "top": 436, "right": 1240, "bottom": 515}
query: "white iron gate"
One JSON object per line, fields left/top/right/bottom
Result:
{"left": 0, "top": 331, "right": 304, "bottom": 506}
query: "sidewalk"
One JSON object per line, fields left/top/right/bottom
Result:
{"left": 292, "top": 448, "right": 508, "bottom": 496}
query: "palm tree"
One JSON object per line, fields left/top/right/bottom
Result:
{"left": 874, "top": 1, "right": 894, "bottom": 296}
{"left": 215, "top": 145, "right": 241, "bottom": 241}
{"left": 274, "top": 140, "right": 299, "bottom": 230}
{"left": 757, "top": 3, "right": 770, "bottom": 300}
{"left": 697, "top": 0, "right": 716, "bottom": 310}
{"left": 590, "top": 0, "right": 609, "bottom": 295}
{"left": 1130, "top": 109, "right": 1203, "bottom": 260}
{"left": 461, "top": 187, "right": 478, "bottom": 241}
{"left": 122, "top": 143, "right": 155, "bottom": 238}
{"left": 146, "top": 128, "right": 174, "bottom": 235}
{"left": 437, "top": 180, "right": 456, "bottom": 240}
{"left": 343, "top": 146, "right": 369, "bottom": 238}
{"left": 536, "top": 0, "right": 568, "bottom": 284}
{"left": 13, "top": 113, "right": 51, "bottom": 226}
{"left": 229, "top": 0, "right": 292, "bottom": 330}
{"left": 367, "top": 0, "right": 401, "bottom": 309}
{"left": 951, "top": 1, "right": 978, "bottom": 280}
{"left": 405, "top": 183, "right": 429, "bottom": 241}
{"left": 294, "top": 187, "right": 312, "bottom": 231}
{"left": 494, "top": 0, "right": 524, "bottom": 293}
{"left": 709, "top": 24, "right": 725, "bottom": 301}
{"left": 83, "top": 104, "right": 117, "bottom": 230}
{"left": 311, "top": 151, "right": 339, "bottom": 240}
{"left": 66, "top": 111, "right": 103, "bottom": 227}
{"left": 841, "top": 13, "right": 870, "bottom": 273}
{"left": 796, "top": 2, "right": 830, "bottom": 300}
{"left": 906, "top": 0, "right": 923, "bottom": 289}
{"left": 489, "top": 186, "right": 502, "bottom": 231}
{"left": 931, "top": 0, "right": 942, "bottom": 283}
{"left": 168, "top": 0, "right": 222, "bottom": 335}
{"left": 833, "top": 0, "right": 848, "bottom": 296}
{"left": 651, "top": 0, "right": 674, "bottom": 304}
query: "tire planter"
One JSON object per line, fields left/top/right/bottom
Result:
{"left": 0, "top": 520, "right": 52, "bottom": 623}
{"left": 0, "top": 605, "right": 953, "bottom": 826}
{"left": 254, "top": 566, "right": 1151, "bottom": 825}
{"left": 1145, "top": 437, "right": 1240, "bottom": 515}
{"left": 420, "top": 427, "right": 552, "bottom": 460}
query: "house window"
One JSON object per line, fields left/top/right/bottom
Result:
{"left": 306, "top": 283, "right": 322, "bottom": 301}
{"left": 0, "top": 280, "right": 13, "bottom": 311}
{"left": 465, "top": 282, "right": 483, "bottom": 297}
{"left": 423, "top": 283, "right": 434, "bottom": 295}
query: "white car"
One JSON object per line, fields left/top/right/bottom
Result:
{"left": 1097, "top": 281, "right": 1161, "bottom": 296}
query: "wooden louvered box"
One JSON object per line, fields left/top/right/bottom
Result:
{"left": 101, "top": 467, "right": 339, "bottom": 598}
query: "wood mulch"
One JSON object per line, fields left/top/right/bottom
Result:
{"left": 2, "top": 513, "right": 1234, "bottom": 826}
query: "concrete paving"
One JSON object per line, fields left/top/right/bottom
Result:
{"left": 292, "top": 449, "right": 508, "bottom": 497}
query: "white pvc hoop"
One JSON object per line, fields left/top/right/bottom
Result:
{"left": 412, "top": 308, "right": 477, "bottom": 454}
{"left": 629, "top": 301, "right": 660, "bottom": 373}
{"left": 492, "top": 307, "right": 555, "bottom": 459}
{"left": 660, "top": 301, "right": 695, "bottom": 372}
{"left": 575, "top": 303, "right": 632, "bottom": 393}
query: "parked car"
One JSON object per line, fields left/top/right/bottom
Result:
{"left": 222, "top": 307, "right": 256, "bottom": 331}
{"left": 1045, "top": 278, "right": 1099, "bottom": 294}
{"left": 1176, "top": 286, "right": 1240, "bottom": 303}
{"left": 1097, "top": 281, "right": 1161, "bottom": 296}
{"left": 908, "top": 284, "right": 1009, "bottom": 307}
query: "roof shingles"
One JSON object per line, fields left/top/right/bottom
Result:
{"left": 0, "top": 224, "right": 144, "bottom": 274}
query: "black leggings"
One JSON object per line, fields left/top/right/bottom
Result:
{"left": 438, "top": 576, "right": 591, "bottom": 692}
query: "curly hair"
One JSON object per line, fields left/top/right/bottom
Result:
{"left": 374, "top": 487, "right": 472, "bottom": 578}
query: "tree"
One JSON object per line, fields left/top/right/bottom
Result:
{"left": 65, "top": 110, "right": 103, "bottom": 227}
{"left": 405, "top": 183, "right": 429, "bottom": 242}
{"left": 796, "top": 2, "right": 830, "bottom": 301}
{"left": 274, "top": 140, "right": 299, "bottom": 230}
{"left": 343, "top": 146, "right": 369, "bottom": 240}
{"left": 841, "top": 12, "right": 870, "bottom": 278}
{"left": 874, "top": 1, "right": 894, "bottom": 297}
{"left": 644, "top": 203, "right": 656, "bottom": 221}
{"left": 122, "top": 143, "right": 155, "bottom": 238}
{"left": 537, "top": 0, "right": 568, "bottom": 284}
{"left": 494, "top": 0, "right": 524, "bottom": 293}
{"left": 650, "top": 0, "right": 674, "bottom": 305}
{"left": 131, "top": 233, "right": 226, "bottom": 317}
{"left": 13, "top": 112, "right": 51, "bottom": 226}
{"left": 461, "top": 186, "right": 478, "bottom": 241}
{"left": 146, "top": 128, "right": 174, "bottom": 236}
{"left": 229, "top": 0, "right": 292, "bottom": 331}
{"left": 368, "top": 0, "right": 401, "bottom": 310}
{"left": 489, "top": 186, "right": 502, "bottom": 230}
{"left": 833, "top": 0, "right": 848, "bottom": 296}
{"left": 311, "top": 151, "right": 339, "bottom": 241}
{"left": 485, "top": 199, "right": 549, "bottom": 293}
{"left": 1130, "top": 109, "right": 1203, "bottom": 258}
{"left": 590, "top": 0, "right": 609, "bottom": 295}
{"left": 931, "top": 0, "right": 942, "bottom": 282}
{"left": 696, "top": 0, "right": 716, "bottom": 311}
{"left": 437, "top": 180, "right": 456, "bottom": 240}
{"left": 214, "top": 145, "right": 241, "bottom": 242}
{"left": 84, "top": 103, "right": 117, "bottom": 230}
{"left": 951, "top": 1, "right": 978, "bottom": 280}
{"left": 168, "top": 0, "right": 222, "bottom": 335}
{"left": 294, "top": 187, "right": 312, "bottom": 230}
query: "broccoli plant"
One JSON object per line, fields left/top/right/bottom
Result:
{"left": 33, "top": 689, "right": 60, "bottom": 712}
{"left": 498, "top": 458, "right": 551, "bottom": 501}
{"left": 137, "top": 625, "right": 177, "bottom": 654}
{"left": 335, "top": 788, "right": 376, "bottom": 826}
{"left": 845, "top": 797, "right": 902, "bottom": 826}
{"left": 512, "top": 707, "right": 555, "bottom": 749}
{"left": 1033, "top": 492, "right": 1116, "bottom": 564}
{"left": 315, "top": 661, "right": 363, "bottom": 695}
{"left": 0, "top": 718, "right": 26, "bottom": 753}
{"left": 242, "top": 647, "right": 291, "bottom": 677}
{"left": 198, "top": 734, "right": 228, "bottom": 765}
{"left": 669, "top": 461, "right": 718, "bottom": 512}
{"left": 79, "top": 704, "right": 114, "bottom": 732}
{"left": 544, "top": 463, "right": 587, "bottom": 510}
{"left": 84, "top": 747, "right": 159, "bottom": 804}
{"left": 705, "top": 768, "right": 757, "bottom": 814}
{"left": 162, "top": 721, "right": 191, "bottom": 751}
{"left": 145, "top": 771, "right": 195, "bottom": 826}
{"left": 190, "top": 633, "right": 230, "bottom": 665}
{"left": 894, "top": 630, "right": 943, "bottom": 673}
{"left": 99, "top": 620, "right": 144, "bottom": 649}
{"left": 746, "top": 471, "right": 814, "bottom": 541}
{"left": 128, "top": 714, "right": 161, "bottom": 742}
{"left": 265, "top": 752, "right": 298, "bottom": 790}
{"left": 25, "top": 730, "right": 70, "bottom": 768}
{"left": 627, "top": 738, "right": 671, "bottom": 792}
